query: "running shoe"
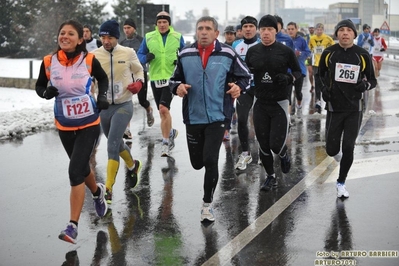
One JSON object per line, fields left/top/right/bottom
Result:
{"left": 123, "top": 128, "right": 132, "bottom": 139}
{"left": 235, "top": 153, "right": 252, "bottom": 170}
{"left": 92, "top": 183, "right": 108, "bottom": 217}
{"left": 200, "top": 203, "right": 215, "bottom": 222}
{"left": 260, "top": 175, "right": 278, "bottom": 191}
{"left": 315, "top": 101, "right": 322, "bottom": 114}
{"left": 169, "top": 128, "right": 179, "bottom": 150}
{"left": 127, "top": 160, "right": 142, "bottom": 189}
{"left": 336, "top": 182, "right": 349, "bottom": 198}
{"left": 161, "top": 143, "right": 170, "bottom": 157}
{"left": 105, "top": 188, "right": 112, "bottom": 205}
{"left": 58, "top": 223, "right": 78, "bottom": 244}
{"left": 147, "top": 107, "right": 154, "bottom": 127}
{"left": 280, "top": 153, "right": 291, "bottom": 173}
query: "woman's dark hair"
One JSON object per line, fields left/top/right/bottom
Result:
{"left": 54, "top": 20, "right": 88, "bottom": 60}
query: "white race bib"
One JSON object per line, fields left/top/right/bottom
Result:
{"left": 62, "top": 94, "right": 94, "bottom": 119}
{"left": 315, "top": 46, "right": 324, "bottom": 54}
{"left": 334, "top": 63, "right": 360, "bottom": 84}
{"left": 154, "top": 79, "right": 169, "bottom": 88}
{"left": 108, "top": 81, "right": 123, "bottom": 100}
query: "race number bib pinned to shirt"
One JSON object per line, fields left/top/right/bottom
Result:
{"left": 62, "top": 94, "right": 95, "bottom": 119}
{"left": 334, "top": 63, "right": 360, "bottom": 84}
{"left": 315, "top": 46, "right": 324, "bottom": 54}
{"left": 108, "top": 81, "right": 123, "bottom": 101}
{"left": 154, "top": 79, "right": 169, "bottom": 88}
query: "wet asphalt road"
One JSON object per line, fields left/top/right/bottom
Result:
{"left": 1, "top": 63, "right": 399, "bottom": 266}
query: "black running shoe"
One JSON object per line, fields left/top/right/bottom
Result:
{"left": 261, "top": 175, "right": 278, "bottom": 191}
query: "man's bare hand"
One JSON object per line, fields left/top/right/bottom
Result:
{"left": 176, "top": 84, "right": 191, "bottom": 97}
{"left": 226, "top": 82, "right": 242, "bottom": 99}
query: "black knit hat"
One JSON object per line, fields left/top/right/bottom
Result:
{"left": 241, "top": 16, "right": 258, "bottom": 28}
{"left": 99, "top": 20, "right": 120, "bottom": 39}
{"left": 258, "top": 15, "right": 278, "bottom": 32}
{"left": 224, "top": 25, "right": 236, "bottom": 33}
{"left": 156, "top": 11, "right": 171, "bottom": 25}
{"left": 124, "top": 18, "right": 136, "bottom": 29}
{"left": 274, "top": 15, "right": 284, "bottom": 29}
{"left": 335, "top": 19, "right": 357, "bottom": 38}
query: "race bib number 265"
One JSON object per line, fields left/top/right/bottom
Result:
{"left": 334, "top": 63, "right": 360, "bottom": 84}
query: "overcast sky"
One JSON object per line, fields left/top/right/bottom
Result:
{"left": 149, "top": 0, "right": 399, "bottom": 19}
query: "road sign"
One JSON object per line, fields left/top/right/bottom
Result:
{"left": 380, "top": 21, "right": 390, "bottom": 35}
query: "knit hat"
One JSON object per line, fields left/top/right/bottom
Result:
{"left": 274, "top": 15, "right": 284, "bottom": 28}
{"left": 224, "top": 25, "right": 236, "bottom": 34}
{"left": 334, "top": 19, "right": 357, "bottom": 38}
{"left": 124, "top": 18, "right": 136, "bottom": 29}
{"left": 363, "top": 24, "right": 371, "bottom": 31}
{"left": 99, "top": 20, "right": 120, "bottom": 39}
{"left": 156, "top": 11, "right": 171, "bottom": 25}
{"left": 258, "top": 14, "right": 278, "bottom": 32}
{"left": 241, "top": 16, "right": 258, "bottom": 28}
{"left": 236, "top": 24, "right": 242, "bottom": 31}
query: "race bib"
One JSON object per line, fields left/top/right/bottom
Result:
{"left": 154, "top": 79, "right": 169, "bottom": 88}
{"left": 62, "top": 94, "right": 94, "bottom": 119}
{"left": 108, "top": 81, "right": 123, "bottom": 100}
{"left": 315, "top": 46, "right": 324, "bottom": 54}
{"left": 334, "top": 63, "right": 360, "bottom": 84}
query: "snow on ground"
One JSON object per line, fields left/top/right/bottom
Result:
{"left": 0, "top": 87, "right": 55, "bottom": 140}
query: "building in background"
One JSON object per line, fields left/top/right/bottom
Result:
{"left": 260, "top": 0, "right": 284, "bottom": 15}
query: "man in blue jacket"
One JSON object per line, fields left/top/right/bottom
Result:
{"left": 170, "top": 16, "right": 251, "bottom": 223}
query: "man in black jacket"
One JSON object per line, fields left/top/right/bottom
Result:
{"left": 317, "top": 19, "right": 377, "bottom": 198}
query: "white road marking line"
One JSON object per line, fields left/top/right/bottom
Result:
{"left": 202, "top": 156, "right": 336, "bottom": 266}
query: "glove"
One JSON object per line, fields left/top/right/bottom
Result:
{"left": 321, "top": 86, "right": 331, "bottom": 102}
{"left": 274, "top": 73, "right": 292, "bottom": 87}
{"left": 354, "top": 80, "right": 369, "bottom": 93}
{"left": 380, "top": 48, "right": 386, "bottom": 52}
{"left": 43, "top": 86, "right": 59, "bottom": 99}
{"left": 368, "top": 39, "right": 373, "bottom": 44}
{"left": 295, "top": 50, "right": 301, "bottom": 57}
{"left": 96, "top": 94, "right": 109, "bottom": 110}
{"left": 127, "top": 81, "right": 143, "bottom": 94}
{"left": 146, "top": 53, "right": 155, "bottom": 63}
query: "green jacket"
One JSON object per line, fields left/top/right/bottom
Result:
{"left": 146, "top": 27, "right": 182, "bottom": 81}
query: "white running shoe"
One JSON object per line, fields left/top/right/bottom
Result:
{"left": 200, "top": 203, "right": 215, "bottom": 222}
{"left": 235, "top": 153, "right": 253, "bottom": 170}
{"left": 123, "top": 128, "right": 132, "bottom": 139}
{"left": 161, "top": 143, "right": 170, "bottom": 157}
{"left": 336, "top": 182, "right": 349, "bottom": 198}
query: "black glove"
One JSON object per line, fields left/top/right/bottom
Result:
{"left": 274, "top": 73, "right": 293, "bottom": 87}
{"left": 368, "top": 39, "right": 373, "bottom": 45}
{"left": 354, "top": 80, "right": 369, "bottom": 93}
{"left": 380, "top": 48, "right": 386, "bottom": 52}
{"left": 146, "top": 53, "right": 155, "bottom": 63}
{"left": 96, "top": 94, "right": 109, "bottom": 110}
{"left": 321, "top": 86, "right": 331, "bottom": 102}
{"left": 43, "top": 86, "right": 59, "bottom": 99}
